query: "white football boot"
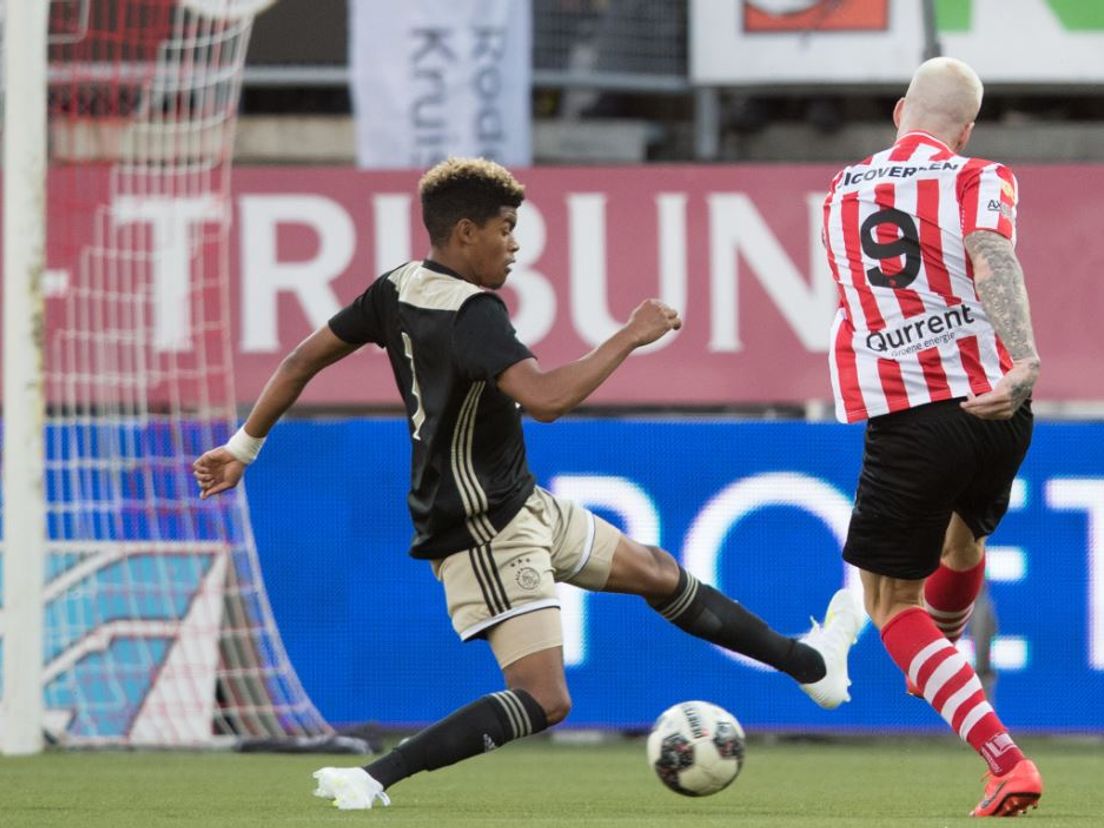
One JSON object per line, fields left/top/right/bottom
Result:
{"left": 312, "top": 766, "right": 391, "bottom": 810}
{"left": 798, "top": 588, "right": 865, "bottom": 710}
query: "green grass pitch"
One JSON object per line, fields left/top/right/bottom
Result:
{"left": 1, "top": 736, "right": 1099, "bottom": 826}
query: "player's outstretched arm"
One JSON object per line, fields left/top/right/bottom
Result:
{"left": 498, "top": 299, "right": 681, "bottom": 422}
{"left": 961, "top": 230, "right": 1041, "bottom": 420}
{"left": 193, "top": 326, "right": 358, "bottom": 498}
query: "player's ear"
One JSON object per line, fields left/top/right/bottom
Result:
{"left": 454, "top": 217, "right": 476, "bottom": 246}
{"left": 956, "top": 121, "right": 975, "bottom": 152}
{"left": 892, "top": 97, "right": 905, "bottom": 129}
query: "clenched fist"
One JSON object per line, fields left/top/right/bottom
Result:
{"left": 625, "top": 299, "right": 682, "bottom": 348}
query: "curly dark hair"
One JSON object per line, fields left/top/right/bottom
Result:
{"left": 419, "top": 157, "right": 525, "bottom": 245}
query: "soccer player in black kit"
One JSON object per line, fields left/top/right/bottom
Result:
{"left": 194, "top": 158, "right": 862, "bottom": 810}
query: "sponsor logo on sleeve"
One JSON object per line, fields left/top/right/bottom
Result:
{"left": 987, "top": 199, "right": 1015, "bottom": 220}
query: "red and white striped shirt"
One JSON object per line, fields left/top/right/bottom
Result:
{"left": 822, "top": 130, "right": 1018, "bottom": 422}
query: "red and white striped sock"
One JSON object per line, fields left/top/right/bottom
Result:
{"left": 923, "top": 558, "right": 985, "bottom": 641}
{"left": 882, "top": 607, "right": 1023, "bottom": 775}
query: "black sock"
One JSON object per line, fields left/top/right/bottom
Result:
{"left": 648, "top": 567, "right": 826, "bottom": 683}
{"left": 364, "top": 689, "right": 549, "bottom": 789}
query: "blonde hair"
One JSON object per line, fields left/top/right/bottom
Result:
{"left": 419, "top": 157, "right": 525, "bottom": 245}
{"left": 903, "top": 57, "right": 983, "bottom": 132}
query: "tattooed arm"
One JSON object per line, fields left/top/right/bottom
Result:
{"left": 961, "top": 230, "right": 1040, "bottom": 420}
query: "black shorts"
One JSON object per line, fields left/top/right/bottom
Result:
{"left": 842, "top": 398, "right": 1033, "bottom": 580}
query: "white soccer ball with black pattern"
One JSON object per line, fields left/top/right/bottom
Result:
{"left": 646, "top": 700, "right": 746, "bottom": 796}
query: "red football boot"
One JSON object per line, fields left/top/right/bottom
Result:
{"left": 970, "top": 758, "right": 1043, "bottom": 817}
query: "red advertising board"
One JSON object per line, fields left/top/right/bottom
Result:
{"left": 16, "top": 164, "right": 1104, "bottom": 409}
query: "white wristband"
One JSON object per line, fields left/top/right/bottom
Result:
{"left": 225, "top": 427, "right": 266, "bottom": 465}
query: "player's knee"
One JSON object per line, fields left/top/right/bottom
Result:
{"left": 641, "top": 544, "right": 680, "bottom": 595}
{"left": 860, "top": 571, "right": 922, "bottom": 629}
{"left": 606, "top": 539, "right": 680, "bottom": 599}
{"left": 942, "top": 535, "right": 984, "bottom": 569}
{"left": 531, "top": 687, "right": 572, "bottom": 726}
{"left": 942, "top": 516, "right": 984, "bottom": 569}
{"left": 508, "top": 677, "right": 572, "bottom": 727}
{"left": 871, "top": 593, "right": 923, "bottom": 630}
{"left": 865, "top": 596, "right": 893, "bottom": 629}
{"left": 544, "top": 695, "right": 572, "bottom": 726}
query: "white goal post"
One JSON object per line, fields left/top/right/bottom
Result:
{"left": 1, "top": 0, "right": 50, "bottom": 757}
{"left": 1, "top": 0, "right": 329, "bottom": 754}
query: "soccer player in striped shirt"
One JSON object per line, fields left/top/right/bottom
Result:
{"left": 822, "top": 57, "right": 1043, "bottom": 817}
{"left": 194, "top": 157, "right": 863, "bottom": 810}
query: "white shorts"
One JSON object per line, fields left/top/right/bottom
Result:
{"left": 432, "top": 486, "right": 621, "bottom": 647}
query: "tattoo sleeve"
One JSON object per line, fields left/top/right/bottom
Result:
{"left": 965, "top": 231, "right": 1039, "bottom": 364}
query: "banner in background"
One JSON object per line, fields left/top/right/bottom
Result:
{"left": 690, "top": 0, "right": 926, "bottom": 85}
{"left": 691, "top": 0, "right": 1104, "bottom": 85}
{"left": 940, "top": 0, "right": 1104, "bottom": 83}
{"left": 247, "top": 418, "right": 1104, "bottom": 731}
{"left": 217, "top": 165, "right": 1104, "bottom": 406}
{"left": 9, "top": 164, "right": 1104, "bottom": 406}
{"left": 348, "top": 0, "right": 532, "bottom": 169}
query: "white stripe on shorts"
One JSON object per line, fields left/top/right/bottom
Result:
{"left": 562, "top": 511, "right": 596, "bottom": 582}
{"left": 458, "top": 599, "right": 561, "bottom": 641}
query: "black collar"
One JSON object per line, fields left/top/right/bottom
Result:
{"left": 422, "top": 259, "right": 466, "bottom": 281}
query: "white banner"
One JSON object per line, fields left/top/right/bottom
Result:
{"left": 691, "top": 0, "right": 925, "bottom": 85}
{"left": 941, "top": 0, "right": 1104, "bottom": 83}
{"left": 349, "top": 0, "right": 532, "bottom": 169}
{"left": 691, "top": 0, "right": 1104, "bottom": 86}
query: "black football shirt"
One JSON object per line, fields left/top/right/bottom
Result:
{"left": 328, "top": 260, "right": 536, "bottom": 559}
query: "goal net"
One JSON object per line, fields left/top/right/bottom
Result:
{"left": 0, "top": 0, "right": 330, "bottom": 746}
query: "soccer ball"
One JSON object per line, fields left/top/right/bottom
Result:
{"left": 646, "top": 700, "right": 746, "bottom": 797}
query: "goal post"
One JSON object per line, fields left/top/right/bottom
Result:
{"left": 1, "top": 0, "right": 50, "bottom": 758}
{"left": 1, "top": 0, "right": 333, "bottom": 752}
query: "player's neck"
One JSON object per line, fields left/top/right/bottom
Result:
{"left": 897, "top": 124, "right": 957, "bottom": 151}
{"left": 425, "top": 248, "right": 476, "bottom": 284}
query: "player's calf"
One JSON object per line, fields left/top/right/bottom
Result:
{"left": 924, "top": 557, "right": 985, "bottom": 641}
{"left": 882, "top": 607, "right": 1030, "bottom": 785}
{"left": 648, "top": 567, "right": 829, "bottom": 685}
{"left": 312, "top": 689, "right": 551, "bottom": 808}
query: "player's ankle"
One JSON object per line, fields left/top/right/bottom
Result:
{"left": 364, "top": 749, "right": 407, "bottom": 790}
{"left": 787, "top": 639, "right": 827, "bottom": 683}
